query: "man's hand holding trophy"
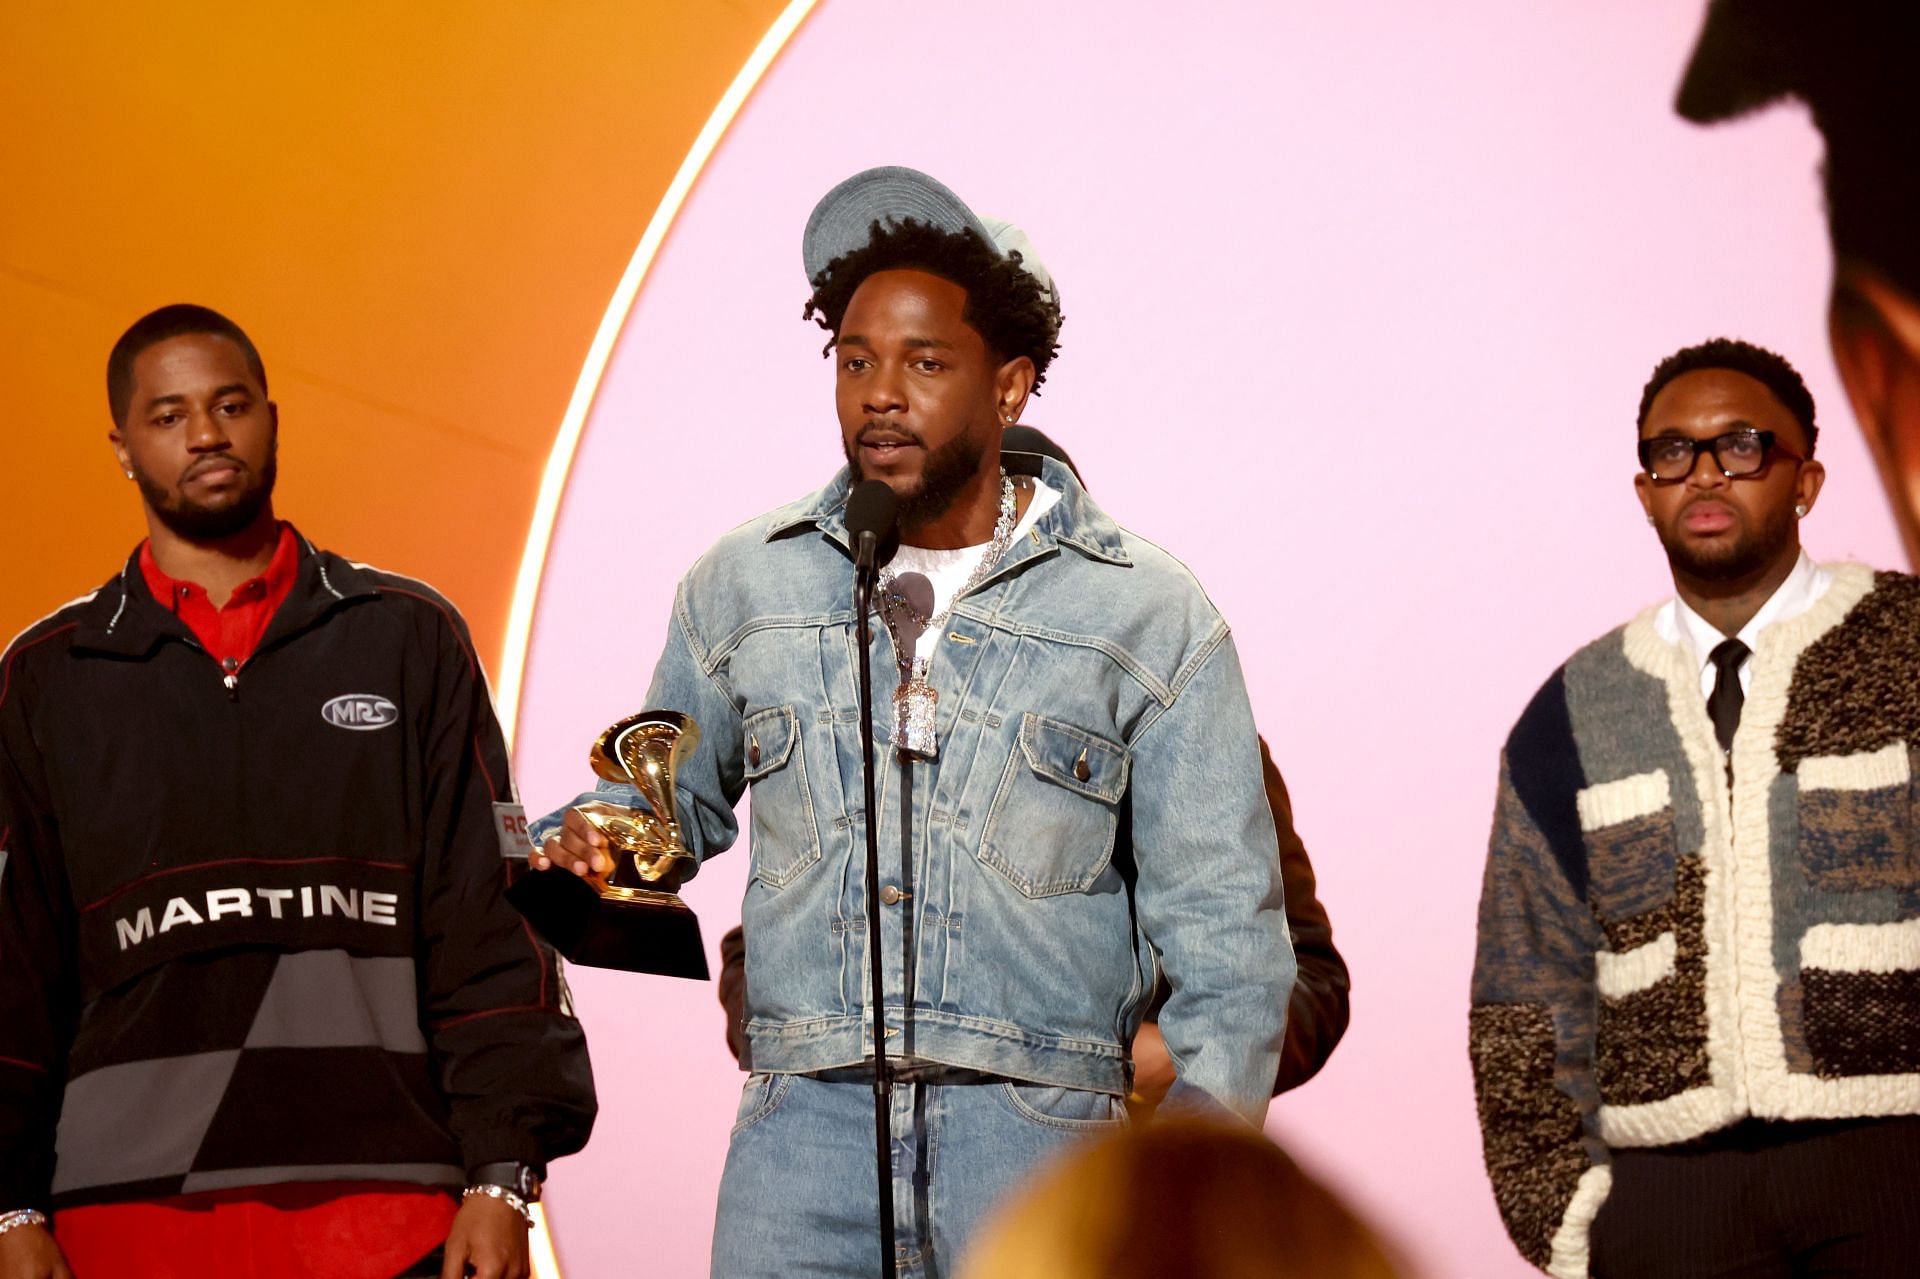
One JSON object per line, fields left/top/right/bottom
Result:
{"left": 510, "top": 710, "right": 709, "bottom": 979}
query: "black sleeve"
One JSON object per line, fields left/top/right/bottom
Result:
{"left": 0, "top": 640, "right": 77, "bottom": 1210}
{"left": 1260, "top": 737, "right": 1351, "bottom": 1094}
{"left": 411, "top": 597, "right": 597, "bottom": 1173}
{"left": 718, "top": 924, "right": 748, "bottom": 1067}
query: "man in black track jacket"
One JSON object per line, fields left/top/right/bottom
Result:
{"left": 0, "top": 305, "right": 595, "bottom": 1279}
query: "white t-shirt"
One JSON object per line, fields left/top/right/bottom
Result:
{"left": 883, "top": 477, "right": 1062, "bottom": 672}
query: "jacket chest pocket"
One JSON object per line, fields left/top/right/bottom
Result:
{"left": 977, "top": 713, "right": 1129, "bottom": 898}
{"left": 743, "top": 704, "right": 822, "bottom": 889}
{"left": 1576, "top": 769, "right": 1679, "bottom": 926}
{"left": 1793, "top": 742, "right": 1915, "bottom": 893}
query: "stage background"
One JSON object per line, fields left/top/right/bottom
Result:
{"left": 7, "top": 3, "right": 1905, "bottom": 1277}
{"left": 0, "top": 0, "right": 788, "bottom": 660}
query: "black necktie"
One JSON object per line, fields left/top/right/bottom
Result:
{"left": 1707, "top": 638, "right": 1749, "bottom": 753}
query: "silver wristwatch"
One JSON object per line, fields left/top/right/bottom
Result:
{"left": 470, "top": 1161, "right": 543, "bottom": 1202}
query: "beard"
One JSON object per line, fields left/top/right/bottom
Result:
{"left": 133, "top": 443, "right": 278, "bottom": 541}
{"left": 1657, "top": 495, "right": 1796, "bottom": 582}
{"left": 844, "top": 424, "right": 987, "bottom": 537}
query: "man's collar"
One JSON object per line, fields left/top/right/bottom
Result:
{"left": 136, "top": 522, "right": 301, "bottom": 611}
{"left": 764, "top": 457, "right": 1131, "bottom": 566}
{"left": 73, "top": 524, "right": 377, "bottom": 655}
{"left": 765, "top": 469, "right": 857, "bottom": 544}
{"left": 1666, "top": 550, "right": 1830, "bottom": 670}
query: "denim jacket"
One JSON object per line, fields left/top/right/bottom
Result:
{"left": 532, "top": 459, "right": 1293, "bottom": 1119}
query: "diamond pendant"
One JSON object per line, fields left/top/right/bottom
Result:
{"left": 893, "top": 675, "right": 939, "bottom": 759}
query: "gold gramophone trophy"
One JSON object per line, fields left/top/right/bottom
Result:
{"left": 506, "top": 710, "right": 708, "bottom": 979}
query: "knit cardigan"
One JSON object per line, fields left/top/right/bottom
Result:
{"left": 1470, "top": 564, "right": 1920, "bottom": 1278}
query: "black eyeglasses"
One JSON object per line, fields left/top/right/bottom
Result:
{"left": 1638, "top": 429, "right": 1804, "bottom": 482}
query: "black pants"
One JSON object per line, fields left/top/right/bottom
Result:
{"left": 1591, "top": 1115, "right": 1920, "bottom": 1278}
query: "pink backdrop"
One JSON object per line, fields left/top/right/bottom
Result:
{"left": 514, "top": 2, "right": 1902, "bottom": 1273}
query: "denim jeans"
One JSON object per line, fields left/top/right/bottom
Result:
{"left": 711, "top": 1072, "right": 1125, "bottom": 1278}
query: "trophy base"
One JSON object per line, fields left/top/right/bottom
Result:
{"left": 506, "top": 871, "right": 710, "bottom": 980}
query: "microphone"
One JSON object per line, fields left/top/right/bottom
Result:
{"left": 846, "top": 479, "right": 899, "bottom": 576}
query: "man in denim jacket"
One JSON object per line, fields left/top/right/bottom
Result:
{"left": 530, "top": 166, "right": 1293, "bottom": 1277}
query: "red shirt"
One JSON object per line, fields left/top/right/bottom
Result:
{"left": 67, "top": 525, "right": 459, "bottom": 1275}
{"left": 138, "top": 523, "right": 301, "bottom": 668}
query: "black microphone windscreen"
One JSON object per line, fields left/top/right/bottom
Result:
{"left": 846, "top": 480, "right": 900, "bottom": 539}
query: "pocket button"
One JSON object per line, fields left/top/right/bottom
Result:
{"left": 1074, "top": 748, "right": 1091, "bottom": 782}
{"left": 748, "top": 736, "right": 761, "bottom": 768}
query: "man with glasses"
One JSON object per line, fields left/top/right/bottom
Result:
{"left": 1470, "top": 338, "right": 1920, "bottom": 1277}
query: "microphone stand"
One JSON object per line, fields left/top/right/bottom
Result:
{"left": 853, "top": 529, "right": 899, "bottom": 1279}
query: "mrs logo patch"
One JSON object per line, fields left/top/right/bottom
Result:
{"left": 322, "top": 693, "right": 399, "bottom": 731}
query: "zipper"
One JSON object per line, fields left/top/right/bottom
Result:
{"left": 163, "top": 555, "right": 360, "bottom": 700}
{"left": 181, "top": 635, "right": 246, "bottom": 700}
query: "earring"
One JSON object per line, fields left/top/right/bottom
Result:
{"left": 1794, "top": 503, "right": 1808, "bottom": 519}
{"left": 124, "top": 469, "right": 134, "bottom": 480}
{"left": 1645, "top": 514, "right": 1655, "bottom": 526}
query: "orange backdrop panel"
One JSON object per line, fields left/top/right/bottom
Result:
{"left": 0, "top": 0, "right": 787, "bottom": 662}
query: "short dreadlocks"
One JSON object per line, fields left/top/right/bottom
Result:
{"left": 803, "top": 218, "right": 1063, "bottom": 390}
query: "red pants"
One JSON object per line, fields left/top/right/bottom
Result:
{"left": 54, "top": 1183, "right": 457, "bottom": 1279}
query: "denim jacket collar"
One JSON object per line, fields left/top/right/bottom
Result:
{"left": 762, "top": 456, "right": 1132, "bottom": 568}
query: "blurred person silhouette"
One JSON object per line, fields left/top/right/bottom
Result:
{"left": 1678, "top": 1, "right": 1920, "bottom": 563}
{"left": 954, "top": 1119, "right": 1403, "bottom": 1279}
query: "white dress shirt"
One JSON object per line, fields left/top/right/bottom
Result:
{"left": 1652, "top": 550, "right": 1832, "bottom": 698}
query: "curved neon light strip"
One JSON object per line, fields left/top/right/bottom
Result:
{"left": 529, "top": 1204, "right": 562, "bottom": 1278}
{"left": 497, "top": 0, "right": 822, "bottom": 745}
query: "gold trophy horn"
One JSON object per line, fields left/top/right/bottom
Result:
{"left": 577, "top": 711, "right": 699, "bottom": 903}
{"left": 506, "top": 710, "right": 709, "bottom": 979}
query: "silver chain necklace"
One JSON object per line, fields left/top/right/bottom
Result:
{"left": 876, "top": 470, "right": 1017, "bottom": 758}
